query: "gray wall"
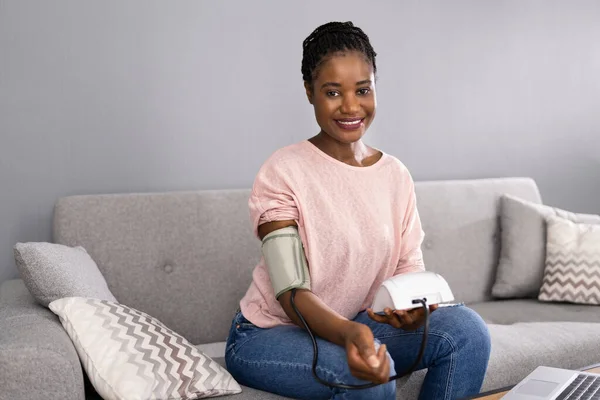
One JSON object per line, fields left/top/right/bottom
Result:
{"left": 1, "top": 0, "right": 599, "bottom": 285}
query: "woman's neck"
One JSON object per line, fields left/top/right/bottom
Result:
{"left": 308, "top": 132, "right": 380, "bottom": 167}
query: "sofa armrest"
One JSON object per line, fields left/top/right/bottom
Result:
{"left": 0, "top": 279, "right": 85, "bottom": 400}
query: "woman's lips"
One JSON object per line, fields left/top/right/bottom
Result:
{"left": 334, "top": 118, "right": 365, "bottom": 130}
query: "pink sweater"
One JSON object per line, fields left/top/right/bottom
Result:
{"left": 240, "top": 140, "right": 425, "bottom": 328}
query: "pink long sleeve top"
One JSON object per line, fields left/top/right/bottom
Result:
{"left": 239, "top": 140, "right": 425, "bottom": 328}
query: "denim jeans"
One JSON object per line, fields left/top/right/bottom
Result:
{"left": 225, "top": 304, "right": 491, "bottom": 400}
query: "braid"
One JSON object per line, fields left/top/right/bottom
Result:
{"left": 301, "top": 21, "right": 377, "bottom": 85}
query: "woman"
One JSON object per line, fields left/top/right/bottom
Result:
{"left": 225, "top": 21, "right": 491, "bottom": 400}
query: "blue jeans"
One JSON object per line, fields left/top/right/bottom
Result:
{"left": 225, "top": 304, "right": 491, "bottom": 400}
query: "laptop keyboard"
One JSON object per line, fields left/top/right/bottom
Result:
{"left": 556, "top": 374, "right": 600, "bottom": 400}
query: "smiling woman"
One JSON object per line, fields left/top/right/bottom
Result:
{"left": 302, "top": 22, "right": 380, "bottom": 166}
{"left": 307, "top": 54, "right": 377, "bottom": 159}
{"left": 223, "top": 21, "right": 492, "bottom": 400}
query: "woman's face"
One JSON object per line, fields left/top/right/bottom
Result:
{"left": 305, "top": 51, "right": 376, "bottom": 144}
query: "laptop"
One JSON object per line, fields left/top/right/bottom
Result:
{"left": 503, "top": 366, "right": 600, "bottom": 399}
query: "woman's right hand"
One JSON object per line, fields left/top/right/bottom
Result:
{"left": 342, "top": 321, "right": 390, "bottom": 384}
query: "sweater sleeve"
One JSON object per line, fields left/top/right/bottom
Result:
{"left": 248, "top": 157, "right": 300, "bottom": 238}
{"left": 395, "top": 174, "right": 426, "bottom": 275}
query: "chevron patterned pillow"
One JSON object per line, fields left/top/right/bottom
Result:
{"left": 538, "top": 215, "right": 600, "bottom": 305}
{"left": 49, "top": 297, "right": 242, "bottom": 400}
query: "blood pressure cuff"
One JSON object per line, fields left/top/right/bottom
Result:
{"left": 261, "top": 226, "right": 311, "bottom": 299}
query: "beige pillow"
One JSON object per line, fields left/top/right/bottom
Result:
{"left": 49, "top": 297, "right": 241, "bottom": 400}
{"left": 538, "top": 216, "right": 600, "bottom": 305}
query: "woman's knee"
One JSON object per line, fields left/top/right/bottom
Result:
{"left": 432, "top": 305, "right": 491, "bottom": 359}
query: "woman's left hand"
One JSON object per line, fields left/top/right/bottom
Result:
{"left": 367, "top": 305, "right": 438, "bottom": 331}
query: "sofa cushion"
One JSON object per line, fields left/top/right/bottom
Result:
{"left": 481, "top": 322, "right": 600, "bottom": 392}
{"left": 492, "top": 195, "right": 600, "bottom": 299}
{"left": 539, "top": 216, "right": 600, "bottom": 305}
{"left": 49, "top": 297, "right": 242, "bottom": 400}
{"left": 197, "top": 341, "right": 227, "bottom": 360}
{"left": 53, "top": 189, "right": 260, "bottom": 345}
{"left": 13, "top": 242, "right": 116, "bottom": 307}
{"left": 469, "top": 299, "right": 600, "bottom": 325}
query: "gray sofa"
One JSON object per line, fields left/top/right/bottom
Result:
{"left": 1, "top": 177, "right": 599, "bottom": 400}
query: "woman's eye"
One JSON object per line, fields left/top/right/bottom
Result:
{"left": 326, "top": 91, "right": 340, "bottom": 97}
{"left": 357, "top": 88, "right": 371, "bottom": 95}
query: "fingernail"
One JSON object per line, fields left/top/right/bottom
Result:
{"left": 368, "top": 355, "right": 380, "bottom": 368}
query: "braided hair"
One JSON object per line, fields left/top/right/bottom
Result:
{"left": 301, "top": 21, "right": 377, "bottom": 87}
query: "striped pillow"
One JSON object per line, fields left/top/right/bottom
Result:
{"left": 538, "top": 216, "right": 600, "bottom": 305}
{"left": 49, "top": 297, "right": 241, "bottom": 399}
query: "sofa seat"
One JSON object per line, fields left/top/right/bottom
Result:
{"left": 4, "top": 278, "right": 600, "bottom": 400}
{"left": 470, "top": 299, "right": 600, "bottom": 324}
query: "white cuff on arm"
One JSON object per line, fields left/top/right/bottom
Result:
{"left": 261, "top": 226, "right": 311, "bottom": 299}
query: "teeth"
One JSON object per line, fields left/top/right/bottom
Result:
{"left": 338, "top": 119, "right": 362, "bottom": 125}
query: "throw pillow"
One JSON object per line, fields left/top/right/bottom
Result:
{"left": 492, "top": 195, "right": 600, "bottom": 299}
{"left": 49, "top": 297, "right": 242, "bottom": 400}
{"left": 538, "top": 216, "right": 600, "bottom": 305}
{"left": 14, "top": 242, "right": 116, "bottom": 307}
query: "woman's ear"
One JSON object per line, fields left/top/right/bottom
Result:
{"left": 304, "top": 81, "right": 314, "bottom": 105}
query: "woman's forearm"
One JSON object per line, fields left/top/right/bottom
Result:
{"left": 278, "top": 289, "right": 351, "bottom": 347}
